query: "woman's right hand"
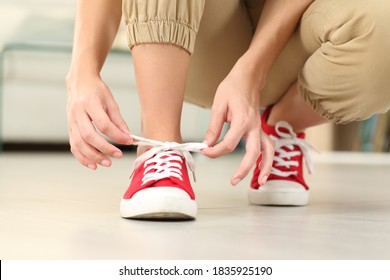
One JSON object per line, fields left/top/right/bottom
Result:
{"left": 66, "top": 74, "right": 133, "bottom": 170}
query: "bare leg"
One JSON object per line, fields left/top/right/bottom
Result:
{"left": 131, "top": 44, "right": 190, "bottom": 153}
{"left": 266, "top": 81, "right": 328, "bottom": 132}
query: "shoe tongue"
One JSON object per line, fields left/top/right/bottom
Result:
{"left": 145, "top": 148, "right": 181, "bottom": 158}
{"left": 146, "top": 150, "right": 184, "bottom": 168}
{"left": 160, "top": 152, "right": 183, "bottom": 163}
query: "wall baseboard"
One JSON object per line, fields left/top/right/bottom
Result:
{"left": 2, "top": 142, "right": 137, "bottom": 153}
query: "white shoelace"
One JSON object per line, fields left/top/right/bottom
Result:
{"left": 270, "top": 121, "right": 319, "bottom": 177}
{"left": 130, "top": 135, "right": 208, "bottom": 186}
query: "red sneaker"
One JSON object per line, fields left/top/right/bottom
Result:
{"left": 120, "top": 136, "right": 206, "bottom": 220}
{"left": 249, "top": 107, "right": 317, "bottom": 206}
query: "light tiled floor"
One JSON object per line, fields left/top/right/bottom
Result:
{"left": 0, "top": 151, "right": 390, "bottom": 259}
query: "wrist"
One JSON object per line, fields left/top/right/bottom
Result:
{"left": 67, "top": 47, "right": 105, "bottom": 83}
{"left": 243, "top": 46, "right": 275, "bottom": 73}
{"left": 66, "top": 66, "right": 101, "bottom": 84}
{"left": 236, "top": 52, "right": 269, "bottom": 92}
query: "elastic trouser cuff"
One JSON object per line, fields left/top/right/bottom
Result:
{"left": 126, "top": 20, "right": 197, "bottom": 54}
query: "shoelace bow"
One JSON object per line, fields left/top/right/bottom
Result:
{"left": 130, "top": 135, "right": 208, "bottom": 185}
{"left": 270, "top": 121, "right": 319, "bottom": 177}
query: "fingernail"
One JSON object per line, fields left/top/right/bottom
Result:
{"left": 260, "top": 175, "right": 269, "bottom": 185}
{"left": 87, "top": 164, "right": 95, "bottom": 170}
{"left": 202, "top": 140, "right": 208, "bottom": 145}
{"left": 113, "top": 151, "right": 122, "bottom": 158}
{"left": 101, "top": 160, "right": 111, "bottom": 167}
{"left": 232, "top": 178, "right": 241, "bottom": 186}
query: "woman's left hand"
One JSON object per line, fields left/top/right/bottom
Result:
{"left": 202, "top": 55, "right": 275, "bottom": 186}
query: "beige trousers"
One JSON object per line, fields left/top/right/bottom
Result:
{"left": 123, "top": 0, "right": 390, "bottom": 123}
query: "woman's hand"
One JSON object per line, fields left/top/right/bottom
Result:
{"left": 202, "top": 55, "right": 274, "bottom": 186}
{"left": 66, "top": 74, "right": 133, "bottom": 170}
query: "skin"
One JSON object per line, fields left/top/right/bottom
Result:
{"left": 267, "top": 81, "right": 328, "bottom": 132}
{"left": 131, "top": 44, "right": 190, "bottom": 149}
{"left": 202, "top": 0, "right": 319, "bottom": 185}
{"left": 66, "top": 0, "right": 324, "bottom": 186}
{"left": 66, "top": 0, "right": 132, "bottom": 170}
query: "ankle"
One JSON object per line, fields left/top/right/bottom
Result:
{"left": 140, "top": 132, "right": 182, "bottom": 143}
{"left": 265, "top": 106, "right": 306, "bottom": 133}
{"left": 136, "top": 134, "right": 183, "bottom": 156}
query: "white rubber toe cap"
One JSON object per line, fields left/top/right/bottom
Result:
{"left": 120, "top": 187, "right": 197, "bottom": 220}
{"left": 248, "top": 180, "right": 309, "bottom": 206}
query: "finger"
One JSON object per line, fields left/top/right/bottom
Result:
{"left": 70, "top": 143, "right": 97, "bottom": 170}
{"left": 106, "top": 100, "right": 132, "bottom": 135}
{"left": 202, "top": 105, "right": 226, "bottom": 147}
{"left": 77, "top": 113, "right": 123, "bottom": 159}
{"left": 231, "top": 129, "right": 261, "bottom": 186}
{"left": 258, "top": 133, "right": 275, "bottom": 185}
{"left": 69, "top": 124, "right": 97, "bottom": 169}
{"left": 69, "top": 125, "right": 111, "bottom": 168}
{"left": 89, "top": 106, "right": 133, "bottom": 145}
{"left": 202, "top": 118, "right": 246, "bottom": 158}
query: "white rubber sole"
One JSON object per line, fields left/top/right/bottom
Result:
{"left": 248, "top": 180, "right": 309, "bottom": 206}
{"left": 120, "top": 187, "right": 197, "bottom": 220}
